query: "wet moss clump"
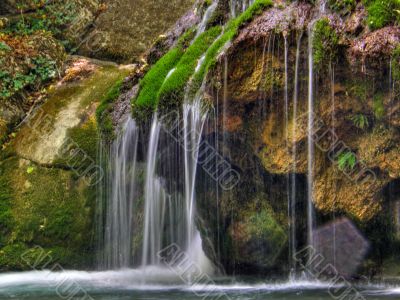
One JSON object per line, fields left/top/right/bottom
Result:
{"left": 392, "top": 44, "right": 400, "bottom": 82}
{"left": 312, "top": 18, "right": 339, "bottom": 68}
{"left": 373, "top": 92, "right": 385, "bottom": 120}
{"left": 231, "top": 198, "right": 287, "bottom": 267}
{"left": 54, "top": 117, "right": 99, "bottom": 173}
{"left": 132, "top": 48, "right": 184, "bottom": 120}
{"left": 96, "top": 79, "right": 124, "bottom": 140}
{"left": 363, "top": 0, "right": 400, "bottom": 31}
{"left": 158, "top": 26, "right": 222, "bottom": 113}
{"left": 0, "top": 159, "right": 14, "bottom": 248}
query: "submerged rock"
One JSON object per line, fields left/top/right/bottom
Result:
{"left": 312, "top": 218, "right": 369, "bottom": 278}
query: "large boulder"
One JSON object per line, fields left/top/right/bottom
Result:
{"left": 78, "top": 0, "right": 196, "bottom": 62}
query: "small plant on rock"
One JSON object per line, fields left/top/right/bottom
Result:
{"left": 337, "top": 151, "right": 357, "bottom": 171}
{"left": 313, "top": 18, "right": 339, "bottom": 68}
{"left": 350, "top": 114, "right": 370, "bottom": 130}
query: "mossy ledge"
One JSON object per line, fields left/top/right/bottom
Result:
{"left": 131, "top": 0, "right": 273, "bottom": 122}
{"left": 96, "top": 79, "right": 125, "bottom": 142}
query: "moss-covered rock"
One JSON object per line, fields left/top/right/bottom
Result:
{"left": 0, "top": 155, "right": 95, "bottom": 271}
{"left": 13, "top": 58, "right": 132, "bottom": 165}
{"left": 229, "top": 198, "right": 287, "bottom": 268}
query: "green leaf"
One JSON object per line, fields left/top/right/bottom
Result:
{"left": 27, "top": 166, "right": 35, "bottom": 174}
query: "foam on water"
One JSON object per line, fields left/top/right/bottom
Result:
{"left": 0, "top": 270, "right": 339, "bottom": 291}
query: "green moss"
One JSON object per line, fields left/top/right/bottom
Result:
{"left": 392, "top": 44, "right": 400, "bottom": 82}
{"left": 158, "top": 26, "right": 222, "bottom": 113}
{"left": 96, "top": 79, "right": 124, "bottom": 140}
{"left": 132, "top": 47, "right": 184, "bottom": 120}
{"left": 373, "top": 92, "right": 385, "bottom": 120}
{"left": 67, "top": 119, "right": 98, "bottom": 162}
{"left": 234, "top": 198, "right": 287, "bottom": 266}
{"left": 312, "top": 18, "right": 339, "bottom": 68}
{"left": 0, "top": 159, "right": 15, "bottom": 248}
{"left": 0, "top": 243, "right": 90, "bottom": 271}
{"left": 54, "top": 117, "right": 99, "bottom": 176}
{"left": 0, "top": 156, "right": 95, "bottom": 271}
{"left": 363, "top": 0, "right": 400, "bottom": 31}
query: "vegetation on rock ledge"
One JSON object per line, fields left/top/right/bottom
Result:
{"left": 312, "top": 18, "right": 339, "bottom": 68}
{"left": 363, "top": 0, "right": 400, "bottom": 30}
{"left": 131, "top": 0, "right": 273, "bottom": 121}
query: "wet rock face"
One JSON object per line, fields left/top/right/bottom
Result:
{"left": 349, "top": 26, "right": 400, "bottom": 68}
{"left": 236, "top": 1, "right": 314, "bottom": 43}
{"left": 79, "top": 0, "right": 195, "bottom": 63}
{"left": 228, "top": 198, "right": 287, "bottom": 268}
{"left": 144, "top": 10, "right": 199, "bottom": 65}
{"left": 196, "top": 1, "right": 400, "bottom": 276}
{"left": 312, "top": 218, "right": 370, "bottom": 278}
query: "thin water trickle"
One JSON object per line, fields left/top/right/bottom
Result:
{"left": 195, "top": 1, "right": 218, "bottom": 40}
{"left": 307, "top": 26, "right": 315, "bottom": 261}
{"left": 230, "top": 0, "right": 255, "bottom": 18}
{"left": 165, "top": 68, "right": 176, "bottom": 81}
{"left": 283, "top": 34, "right": 291, "bottom": 274}
{"left": 330, "top": 63, "right": 337, "bottom": 268}
{"left": 289, "top": 32, "right": 302, "bottom": 277}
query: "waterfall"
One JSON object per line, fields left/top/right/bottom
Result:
{"left": 182, "top": 93, "right": 207, "bottom": 248}
{"left": 195, "top": 1, "right": 218, "bottom": 39}
{"left": 307, "top": 26, "right": 315, "bottom": 259}
{"left": 141, "top": 116, "right": 164, "bottom": 266}
{"left": 100, "top": 119, "right": 139, "bottom": 269}
{"left": 289, "top": 32, "right": 302, "bottom": 277}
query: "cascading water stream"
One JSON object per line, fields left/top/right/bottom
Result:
{"left": 99, "top": 119, "right": 139, "bottom": 270}
{"left": 182, "top": 92, "right": 208, "bottom": 250}
{"left": 141, "top": 116, "right": 164, "bottom": 266}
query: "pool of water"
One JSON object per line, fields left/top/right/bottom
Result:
{"left": 1, "top": 269, "right": 400, "bottom": 300}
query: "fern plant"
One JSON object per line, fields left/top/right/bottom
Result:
{"left": 350, "top": 114, "right": 369, "bottom": 130}
{"left": 337, "top": 151, "right": 357, "bottom": 171}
